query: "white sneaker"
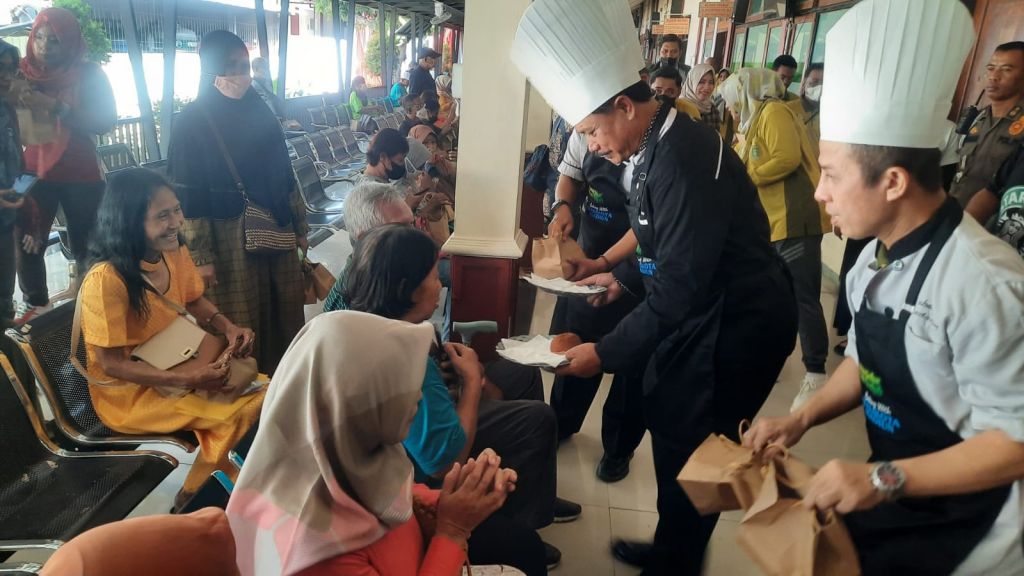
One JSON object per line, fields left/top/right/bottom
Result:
{"left": 790, "top": 372, "right": 828, "bottom": 413}
{"left": 14, "top": 302, "right": 53, "bottom": 327}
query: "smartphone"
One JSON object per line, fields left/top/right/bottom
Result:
{"left": 11, "top": 174, "right": 37, "bottom": 197}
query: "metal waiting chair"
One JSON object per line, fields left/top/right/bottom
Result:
{"left": 96, "top": 143, "right": 138, "bottom": 173}
{"left": 382, "top": 99, "right": 394, "bottom": 114}
{"left": 176, "top": 470, "right": 234, "bottom": 514}
{"left": 324, "top": 128, "right": 365, "bottom": 172}
{"left": 305, "top": 133, "right": 360, "bottom": 182}
{"left": 334, "top": 105, "right": 352, "bottom": 128}
{"left": 308, "top": 107, "right": 331, "bottom": 131}
{"left": 5, "top": 301, "right": 196, "bottom": 452}
{"left": 0, "top": 353, "right": 177, "bottom": 545}
{"left": 292, "top": 156, "right": 349, "bottom": 217}
{"left": 323, "top": 106, "right": 342, "bottom": 128}
{"left": 339, "top": 127, "right": 370, "bottom": 158}
{"left": 287, "top": 135, "right": 316, "bottom": 162}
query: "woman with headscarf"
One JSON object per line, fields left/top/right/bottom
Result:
{"left": 435, "top": 74, "right": 457, "bottom": 127}
{"left": 679, "top": 63, "right": 720, "bottom": 129}
{"left": 719, "top": 68, "right": 831, "bottom": 412}
{"left": 409, "top": 124, "right": 457, "bottom": 185}
{"left": 13, "top": 8, "right": 115, "bottom": 323}
{"left": 167, "top": 30, "right": 308, "bottom": 374}
{"left": 226, "top": 311, "right": 519, "bottom": 576}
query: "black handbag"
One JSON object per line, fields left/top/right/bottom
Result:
{"left": 201, "top": 107, "right": 296, "bottom": 254}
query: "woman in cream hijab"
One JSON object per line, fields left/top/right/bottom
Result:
{"left": 679, "top": 63, "right": 720, "bottom": 128}
{"left": 226, "top": 311, "right": 517, "bottom": 576}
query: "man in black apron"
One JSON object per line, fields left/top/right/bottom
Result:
{"left": 745, "top": 1, "right": 1024, "bottom": 573}
{"left": 512, "top": 2, "right": 799, "bottom": 572}
{"left": 548, "top": 138, "right": 646, "bottom": 482}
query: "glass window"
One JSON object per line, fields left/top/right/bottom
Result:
{"left": 766, "top": 25, "right": 783, "bottom": 64}
{"left": 811, "top": 9, "right": 849, "bottom": 63}
{"left": 789, "top": 20, "right": 814, "bottom": 92}
{"left": 743, "top": 24, "right": 768, "bottom": 69}
{"left": 670, "top": 0, "right": 684, "bottom": 16}
{"left": 731, "top": 31, "right": 746, "bottom": 71}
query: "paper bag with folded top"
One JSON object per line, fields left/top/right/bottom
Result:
{"left": 676, "top": 432, "right": 765, "bottom": 514}
{"left": 15, "top": 107, "right": 57, "bottom": 146}
{"left": 303, "top": 258, "right": 337, "bottom": 304}
{"left": 531, "top": 235, "right": 586, "bottom": 280}
{"left": 737, "top": 456, "right": 861, "bottom": 576}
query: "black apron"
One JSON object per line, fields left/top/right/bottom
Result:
{"left": 560, "top": 152, "right": 635, "bottom": 341}
{"left": 846, "top": 200, "right": 1011, "bottom": 575}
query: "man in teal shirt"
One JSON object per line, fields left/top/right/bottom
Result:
{"left": 390, "top": 69, "right": 410, "bottom": 107}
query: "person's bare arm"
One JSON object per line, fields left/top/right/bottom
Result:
{"left": 965, "top": 188, "right": 1000, "bottom": 224}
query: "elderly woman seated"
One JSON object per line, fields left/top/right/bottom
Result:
{"left": 340, "top": 223, "right": 579, "bottom": 567}
{"left": 226, "top": 311, "right": 534, "bottom": 576}
{"left": 79, "top": 168, "right": 264, "bottom": 505}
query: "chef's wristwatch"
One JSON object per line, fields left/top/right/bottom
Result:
{"left": 869, "top": 461, "right": 906, "bottom": 500}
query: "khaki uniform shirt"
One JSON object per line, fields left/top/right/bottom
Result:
{"left": 950, "top": 98, "right": 1024, "bottom": 207}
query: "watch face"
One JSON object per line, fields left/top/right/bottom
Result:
{"left": 877, "top": 466, "right": 901, "bottom": 488}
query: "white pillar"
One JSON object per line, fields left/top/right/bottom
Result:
{"left": 442, "top": 0, "right": 532, "bottom": 259}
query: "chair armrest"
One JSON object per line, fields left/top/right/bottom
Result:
{"left": 452, "top": 321, "right": 499, "bottom": 345}
{"left": 311, "top": 123, "right": 330, "bottom": 130}
{"left": 0, "top": 561, "right": 44, "bottom": 574}
{"left": 351, "top": 132, "right": 370, "bottom": 141}
{"left": 0, "top": 540, "right": 62, "bottom": 553}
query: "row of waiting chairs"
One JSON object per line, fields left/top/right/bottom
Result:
{"left": 286, "top": 127, "right": 369, "bottom": 180}
{"left": 0, "top": 299, "right": 265, "bottom": 565}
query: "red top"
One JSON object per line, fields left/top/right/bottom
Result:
{"left": 295, "top": 486, "right": 467, "bottom": 576}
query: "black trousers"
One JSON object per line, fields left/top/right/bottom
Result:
{"left": 15, "top": 180, "right": 105, "bottom": 306}
{"left": 833, "top": 237, "right": 871, "bottom": 336}
{"left": 644, "top": 269, "right": 798, "bottom": 575}
{"left": 549, "top": 295, "right": 646, "bottom": 458}
{"left": 473, "top": 360, "right": 558, "bottom": 530}
{"left": 469, "top": 512, "right": 547, "bottom": 576}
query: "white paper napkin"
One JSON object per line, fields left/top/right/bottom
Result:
{"left": 522, "top": 273, "right": 607, "bottom": 295}
{"left": 496, "top": 335, "right": 568, "bottom": 368}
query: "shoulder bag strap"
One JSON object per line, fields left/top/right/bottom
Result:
{"left": 69, "top": 263, "right": 196, "bottom": 386}
{"left": 198, "top": 105, "right": 248, "bottom": 201}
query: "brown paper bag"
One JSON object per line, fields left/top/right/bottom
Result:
{"left": 303, "top": 259, "right": 337, "bottom": 304}
{"left": 676, "top": 433, "right": 764, "bottom": 514}
{"left": 426, "top": 205, "right": 455, "bottom": 245}
{"left": 737, "top": 459, "right": 861, "bottom": 576}
{"left": 16, "top": 107, "right": 57, "bottom": 145}
{"left": 531, "top": 236, "right": 587, "bottom": 279}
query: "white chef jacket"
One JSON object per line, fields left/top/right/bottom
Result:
{"left": 845, "top": 213, "right": 1024, "bottom": 575}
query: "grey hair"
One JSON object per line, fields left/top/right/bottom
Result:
{"left": 343, "top": 182, "right": 407, "bottom": 240}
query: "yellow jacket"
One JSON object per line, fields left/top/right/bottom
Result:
{"left": 736, "top": 100, "right": 829, "bottom": 242}
{"left": 674, "top": 98, "right": 702, "bottom": 121}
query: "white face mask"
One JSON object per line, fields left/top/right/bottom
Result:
{"left": 214, "top": 74, "right": 252, "bottom": 99}
{"left": 805, "top": 85, "right": 822, "bottom": 102}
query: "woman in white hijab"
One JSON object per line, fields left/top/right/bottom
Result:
{"left": 226, "top": 311, "right": 517, "bottom": 576}
{"left": 679, "top": 63, "right": 720, "bottom": 128}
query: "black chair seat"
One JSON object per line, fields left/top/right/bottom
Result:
{"left": 0, "top": 452, "right": 174, "bottom": 541}
{"left": 305, "top": 212, "right": 344, "bottom": 229}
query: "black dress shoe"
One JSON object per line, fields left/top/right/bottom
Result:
{"left": 612, "top": 538, "right": 653, "bottom": 568}
{"left": 596, "top": 452, "right": 633, "bottom": 483}
{"left": 543, "top": 541, "right": 562, "bottom": 570}
{"left": 552, "top": 497, "right": 582, "bottom": 523}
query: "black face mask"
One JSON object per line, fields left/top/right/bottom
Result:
{"left": 386, "top": 161, "right": 407, "bottom": 180}
{"left": 659, "top": 57, "right": 678, "bottom": 68}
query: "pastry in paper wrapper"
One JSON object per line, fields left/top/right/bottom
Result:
{"left": 496, "top": 336, "right": 568, "bottom": 368}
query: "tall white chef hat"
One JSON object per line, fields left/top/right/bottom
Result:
{"left": 510, "top": 0, "right": 645, "bottom": 126}
{"left": 820, "top": 0, "right": 975, "bottom": 149}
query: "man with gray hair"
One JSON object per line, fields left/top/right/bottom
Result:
{"left": 322, "top": 182, "right": 413, "bottom": 311}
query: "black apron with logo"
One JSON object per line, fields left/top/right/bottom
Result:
{"left": 845, "top": 201, "right": 1011, "bottom": 575}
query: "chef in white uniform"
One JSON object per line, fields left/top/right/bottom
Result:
{"left": 745, "top": 1, "right": 1024, "bottom": 574}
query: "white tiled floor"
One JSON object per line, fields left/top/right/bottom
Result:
{"left": 14, "top": 230, "right": 871, "bottom": 575}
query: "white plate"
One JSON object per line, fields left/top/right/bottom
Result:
{"left": 496, "top": 335, "right": 569, "bottom": 368}
{"left": 521, "top": 273, "right": 608, "bottom": 297}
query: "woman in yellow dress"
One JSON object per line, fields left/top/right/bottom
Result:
{"left": 79, "top": 168, "right": 265, "bottom": 503}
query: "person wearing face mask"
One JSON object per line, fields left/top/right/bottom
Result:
{"left": 12, "top": 7, "right": 115, "bottom": 325}
{"left": 647, "top": 34, "right": 690, "bottom": 83}
{"left": 167, "top": 30, "right": 308, "bottom": 375}
{"left": 789, "top": 62, "right": 824, "bottom": 158}
{"left": 356, "top": 128, "right": 436, "bottom": 214}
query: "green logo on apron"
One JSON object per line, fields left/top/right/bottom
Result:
{"left": 751, "top": 145, "right": 761, "bottom": 161}
{"left": 588, "top": 187, "right": 604, "bottom": 204}
{"left": 860, "top": 365, "right": 883, "bottom": 396}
